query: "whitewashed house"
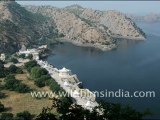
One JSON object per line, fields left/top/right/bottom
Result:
{"left": 59, "top": 67, "right": 71, "bottom": 78}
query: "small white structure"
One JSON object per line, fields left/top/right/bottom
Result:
{"left": 18, "top": 45, "right": 40, "bottom": 60}
{"left": 63, "top": 81, "right": 70, "bottom": 87}
{"left": 38, "top": 45, "right": 47, "bottom": 49}
{"left": 59, "top": 67, "right": 71, "bottom": 78}
{"left": 20, "top": 45, "right": 27, "bottom": 51}
{"left": 85, "top": 101, "right": 93, "bottom": 108}
{"left": 18, "top": 49, "right": 35, "bottom": 56}
{"left": 73, "top": 90, "right": 80, "bottom": 98}
{"left": 0, "top": 53, "right": 5, "bottom": 61}
{"left": 32, "top": 52, "right": 39, "bottom": 60}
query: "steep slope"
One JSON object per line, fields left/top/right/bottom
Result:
{"left": 0, "top": 1, "right": 57, "bottom": 53}
{"left": 66, "top": 6, "right": 146, "bottom": 40}
{"left": 25, "top": 6, "right": 117, "bottom": 51}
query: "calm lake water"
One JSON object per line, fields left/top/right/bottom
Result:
{"left": 47, "top": 22, "right": 160, "bottom": 118}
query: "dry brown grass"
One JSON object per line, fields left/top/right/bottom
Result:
{"left": 0, "top": 73, "right": 57, "bottom": 115}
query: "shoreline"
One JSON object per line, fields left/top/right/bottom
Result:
{"left": 58, "top": 38, "right": 117, "bottom": 51}
{"left": 56, "top": 36, "right": 145, "bottom": 52}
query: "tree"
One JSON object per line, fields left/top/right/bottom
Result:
{"left": 0, "top": 113, "right": 14, "bottom": 120}
{"left": 15, "top": 111, "right": 33, "bottom": 120}
{"left": 31, "top": 67, "right": 48, "bottom": 79}
{"left": 51, "top": 97, "right": 73, "bottom": 115}
{"left": 0, "top": 69, "right": 6, "bottom": 78}
{"left": 16, "top": 68, "right": 23, "bottom": 74}
{"left": 48, "top": 79, "right": 61, "bottom": 93}
{"left": 4, "top": 75, "right": 30, "bottom": 93}
{"left": 97, "top": 100, "right": 146, "bottom": 120}
{"left": 0, "top": 60, "right": 4, "bottom": 69}
{"left": 10, "top": 58, "right": 18, "bottom": 64}
{"left": 24, "top": 60, "right": 38, "bottom": 72}
{"left": 18, "top": 54, "right": 26, "bottom": 59}
{"left": 34, "top": 75, "right": 51, "bottom": 87}
{"left": 0, "top": 102, "right": 5, "bottom": 112}
{"left": 0, "top": 61, "right": 6, "bottom": 78}
{"left": 8, "top": 64, "right": 18, "bottom": 73}
{"left": 15, "top": 84, "right": 30, "bottom": 93}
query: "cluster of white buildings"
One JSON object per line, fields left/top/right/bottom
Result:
{"left": 17, "top": 45, "right": 48, "bottom": 60}
{"left": 37, "top": 60, "right": 98, "bottom": 110}
{"left": 17, "top": 45, "right": 99, "bottom": 110}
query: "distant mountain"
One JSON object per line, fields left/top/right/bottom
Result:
{"left": 128, "top": 13, "right": 160, "bottom": 22}
{"left": 0, "top": 1, "right": 57, "bottom": 53}
{"left": 25, "top": 5, "right": 145, "bottom": 51}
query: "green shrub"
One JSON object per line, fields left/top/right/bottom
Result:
{"left": 48, "top": 79, "right": 61, "bottom": 93}
{"left": 34, "top": 75, "right": 51, "bottom": 88}
{"left": 10, "top": 58, "right": 18, "bottom": 64}
{"left": 15, "top": 111, "right": 33, "bottom": 120}
{"left": 0, "top": 113, "right": 14, "bottom": 120}
{"left": 15, "top": 84, "right": 30, "bottom": 93}
{"left": 8, "top": 64, "right": 18, "bottom": 73}
{"left": 0, "top": 68, "right": 6, "bottom": 78}
{"left": 0, "top": 60, "right": 4, "bottom": 69}
{"left": 16, "top": 68, "right": 23, "bottom": 74}
{"left": 18, "top": 54, "right": 26, "bottom": 59}
{"left": 31, "top": 67, "right": 48, "bottom": 79}
{"left": 4, "top": 75, "right": 30, "bottom": 93}
{"left": 24, "top": 60, "right": 38, "bottom": 72}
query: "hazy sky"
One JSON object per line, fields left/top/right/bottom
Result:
{"left": 17, "top": 1, "right": 160, "bottom": 15}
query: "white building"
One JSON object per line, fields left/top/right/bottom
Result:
{"left": 59, "top": 67, "right": 71, "bottom": 78}
{"left": 63, "top": 81, "right": 70, "bottom": 87}
{"left": 0, "top": 53, "right": 5, "bottom": 61}
{"left": 85, "top": 101, "right": 93, "bottom": 109}
{"left": 32, "top": 52, "right": 39, "bottom": 60}
{"left": 38, "top": 45, "right": 47, "bottom": 49}
{"left": 18, "top": 49, "right": 36, "bottom": 56}
{"left": 73, "top": 89, "right": 80, "bottom": 98}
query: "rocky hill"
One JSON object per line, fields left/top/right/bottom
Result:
{"left": 25, "top": 5, "right": 145, "bottom": 50}
{"left": 65, "top": 5, "right": 146, "bottom": 39}
{"left": 0, "top": 2, "right": 146, "bottom": 53}
{"left": 0, "top": 1, "right": 57, "bottom": 53}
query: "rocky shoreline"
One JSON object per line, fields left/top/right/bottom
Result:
{"left": 59, "top": 38, "right": 117, "bottom": 51}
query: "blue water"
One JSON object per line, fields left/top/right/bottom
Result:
{"left": 47, "top": 22, "right": 160, "bottom": 119}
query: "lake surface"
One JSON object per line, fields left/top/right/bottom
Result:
{"left": 47, "top": 22, "right": 160, "bottom": 119}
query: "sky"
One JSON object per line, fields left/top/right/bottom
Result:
{"left": 17, "top": 1, "right": 160, "bottom": 15}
